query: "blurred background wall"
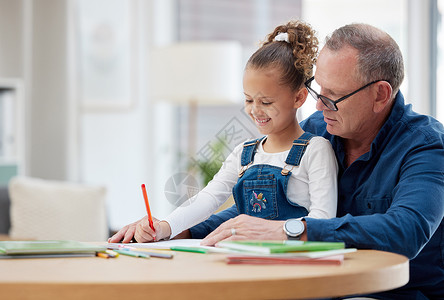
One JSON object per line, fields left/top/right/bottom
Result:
{"left": 0, "top": 0, "right": 442, "bottom": 232}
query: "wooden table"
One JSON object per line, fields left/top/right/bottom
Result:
{"left": 0, "top": 248, "right": 408, "bottom": 300}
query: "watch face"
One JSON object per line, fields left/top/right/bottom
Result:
{"left": 286, "top": 219, "right": 304, "bottom": 236}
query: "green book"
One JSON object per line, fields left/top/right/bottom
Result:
{"left": 217, "top": 240, "right": 345, "bottom": 254}
{"left": 0, "top": 240, "right": 106, "bottom": 256}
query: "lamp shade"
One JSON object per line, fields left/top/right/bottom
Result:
{"left": 151, "top": 41, "right": 243, "bottom": 104}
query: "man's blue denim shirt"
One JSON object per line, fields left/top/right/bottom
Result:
{"left": 190, "top": 91, "right": 444, "bottom": 298}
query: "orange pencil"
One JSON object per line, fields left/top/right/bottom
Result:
{"left": 96, "top": 252, "right": 111, "bottom": 259}
{"left": 141, "top": 184, "right": 155, "bottom": 231}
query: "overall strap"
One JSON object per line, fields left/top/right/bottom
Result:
{"left": 240, "top": 136, "right": 266, "bottom": 166}
{"left": 284, "top": 132, "right": 315, "bottom": 167}
{"left": 238, "top": 136, "right": 266, "bottom": 177}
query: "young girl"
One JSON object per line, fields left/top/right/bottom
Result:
{"left": 110, "top": 20, "right": 338, "bottom": 243}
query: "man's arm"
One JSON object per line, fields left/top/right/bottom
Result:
{"left": 189, "top": 204, "right": 239, "bottom": 239}
{"left": 305, "top": 140, "right": 444, "bottom": 259}
{"left": 302, "top": 109, "right": 444, "bottom": 259}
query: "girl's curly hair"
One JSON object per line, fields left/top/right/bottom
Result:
{"left": 247, "top": 20, "right": 318, "bottom": 90}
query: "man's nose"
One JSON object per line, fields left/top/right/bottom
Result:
{"left": 315, "top": 98, "right": 325, "bottom": 111}
{"left": 315, "top": 97, "right": 334, "bottom": 112}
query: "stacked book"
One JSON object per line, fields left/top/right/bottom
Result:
{"left": 0, "top": 240, "right": 106, "bottom": 259}
{"left": 216, "top": 240, "right": 356, "bottom": 265}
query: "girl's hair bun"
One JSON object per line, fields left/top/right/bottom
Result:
{"left": 264, "top": 20, "right": 318, "bottom": 81}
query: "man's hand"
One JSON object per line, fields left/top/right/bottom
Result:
{"left": 200, "top": 214, "right": 287, "bottom": 246}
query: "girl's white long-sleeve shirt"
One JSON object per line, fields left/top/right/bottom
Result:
{"left": 163, "top": 136, "right": 338, "bottom": 238}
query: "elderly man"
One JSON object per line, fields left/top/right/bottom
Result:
{"left": 189, "top": 24, "right": 444, "bottom": 298}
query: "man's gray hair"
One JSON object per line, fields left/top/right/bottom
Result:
{"left": 325, "top": 23, "right": 404, "bottom": 97}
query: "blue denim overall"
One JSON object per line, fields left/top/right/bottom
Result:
{"left": 232, "top": 132, "right": 314, "bottom": 220}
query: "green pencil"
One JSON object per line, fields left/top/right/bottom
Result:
{"left": 113, "top": 249, "right": 150, "bottom": 258}
{"left": 170, "top": 246, "right": 209, "bottom": 254}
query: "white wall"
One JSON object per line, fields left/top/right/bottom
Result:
{"left": 0, "top": 0, "right": 183, "bottom": 231}
{"left": 29, "top": 0, "right": 70, "bottom": 180}
{"left": 0, "top": 0, "right": 23, "bottom": 78}
{"left": 79, "top": 0, "right": 180, "bottom": 230}
{"left": 0, "top": 0, "right": 71, "bottom": 179}
{"left": 407, "top": 0, "right": 434, "bottom": 115}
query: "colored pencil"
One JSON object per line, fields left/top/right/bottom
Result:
{"left": 113, "top": 249, "right": 150, "bottom": 259}
{"left": 141, "top": 184, "right": 155, "bottom": 231}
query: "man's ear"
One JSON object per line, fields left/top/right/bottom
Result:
{"left": 373, "top": 81, "right": 393, "bottom": 113}
{"left": 294, "top": 87, "right": 308, "bottom": 109}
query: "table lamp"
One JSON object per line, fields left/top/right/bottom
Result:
{"left": 151, "top": 41, "right": 243, "bottom": 158}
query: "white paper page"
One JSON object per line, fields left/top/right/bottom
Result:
{"left": 107, "top": 239, "right": 204, "bottom": 250}
{"left": 105, "top": 239, "right": 243, "bottom": 253}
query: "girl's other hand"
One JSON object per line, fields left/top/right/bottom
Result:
{"left": 107, "top": 217, "right": 143, "bottom": 243}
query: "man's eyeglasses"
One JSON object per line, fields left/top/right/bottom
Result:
{"left": 304, "top": 76, "right": 386, "bottom": 111}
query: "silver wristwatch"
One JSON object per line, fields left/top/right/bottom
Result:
{"left": 283, "top": 219, "right": 305, "bottom": 240}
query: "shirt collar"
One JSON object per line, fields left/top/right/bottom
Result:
{"left": 371, "top": 91, "right": 405, "bottom": 152}
{"left": 333, "top": 91, "right": 406, "bottom": 167}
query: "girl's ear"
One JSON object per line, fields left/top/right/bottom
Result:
{"left": 294, "top": 87, "right": 308, "bottom": 109}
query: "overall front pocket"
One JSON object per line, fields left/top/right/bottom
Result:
{"left": 241, "top": 179, "right": 278, "bottom": 219}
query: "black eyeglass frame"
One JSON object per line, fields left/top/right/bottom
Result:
{"left": 304, "top": 76, "right": 387, "bottom": 111}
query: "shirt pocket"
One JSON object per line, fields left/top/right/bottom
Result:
{"left": 355, "top": 195, "right": 392, "bottom": 215}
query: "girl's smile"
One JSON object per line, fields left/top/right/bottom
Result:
{"left": 254, "top": 117, "right": 271, "bottom": 126}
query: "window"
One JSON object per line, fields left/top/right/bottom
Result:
{"left": 179, "top": 0, "right": 302, "bottom": 46}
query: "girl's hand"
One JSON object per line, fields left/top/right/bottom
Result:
{"left": 134, "top": 217, "right": 172, "bottom": 242}
{"left": 108, "top": 217, "right": 144, "bottom": 243}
